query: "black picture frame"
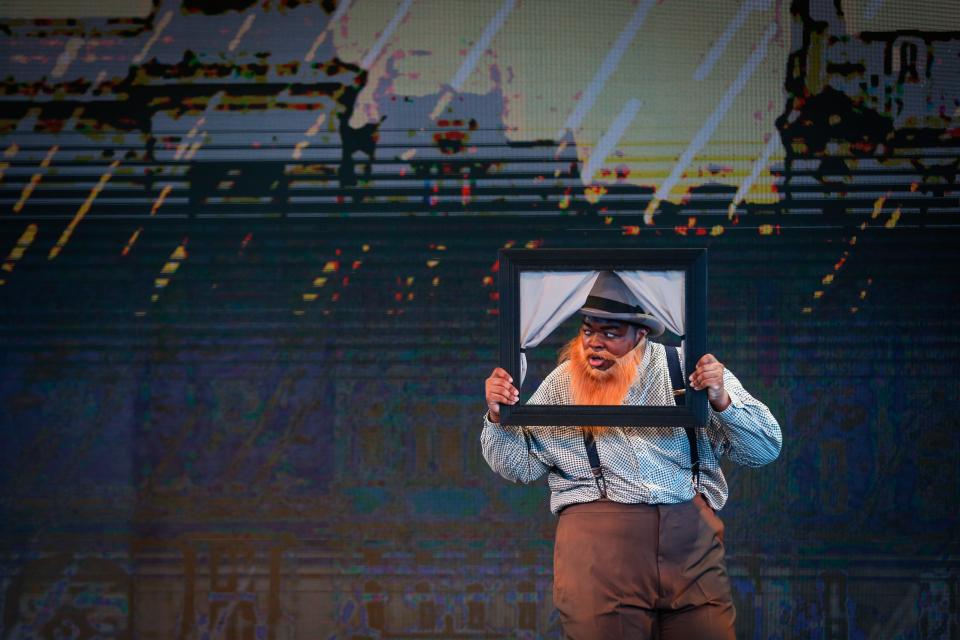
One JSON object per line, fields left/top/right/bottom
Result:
{"left": 497, "top": 248, "right": 708, "bottom": 428}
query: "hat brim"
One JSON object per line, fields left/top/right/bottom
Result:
{"left": 579, "top": 307, "right": 666, "bottom": 338}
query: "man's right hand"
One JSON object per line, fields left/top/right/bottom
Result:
{"left": 485, "top": 367, "right": 519, "bottom": 423}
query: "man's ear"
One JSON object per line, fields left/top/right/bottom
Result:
{"left": 634, "top": 326, "right": 648, "bottom": 346}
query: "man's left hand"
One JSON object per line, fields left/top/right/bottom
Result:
{"left": 689, "top": 353, "right": 731, "bottom": 411}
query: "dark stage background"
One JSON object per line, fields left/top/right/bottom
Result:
{"left": 1, "top": 1, "right": 958, "bottom": 638}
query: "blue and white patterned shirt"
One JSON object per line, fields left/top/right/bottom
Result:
{"left": 481, "top": 341, "right": 782, "bottom": 514}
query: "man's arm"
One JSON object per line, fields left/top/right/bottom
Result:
{"left": 480, "top": 416, "right": 552, "bottom": 484}
{"left": 689, "top": 353, "right": 781, "bottom": 467}
{"left": 706, "top": 368, "right": 782, "bottom": 467}
{"left": 480, "top": 365, "right": 563, "bottom": 484}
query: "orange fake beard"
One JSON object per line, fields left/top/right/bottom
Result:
{"left": 558, "top": 335, "right": 642, "bottom": 410}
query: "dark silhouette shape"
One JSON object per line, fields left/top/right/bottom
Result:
{"left": 182, "top": 0, "right": 261, "bottom": 15}
{"left": 778, "top": 86, "right": 894, "bottom": 160}
{"left": 337, "top": 112, "right": 385, "bottom": 188}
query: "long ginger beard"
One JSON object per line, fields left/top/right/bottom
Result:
{"left": 559, "top": 334, "right": 643, "bottom": 435}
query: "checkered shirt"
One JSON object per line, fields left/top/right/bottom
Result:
{"left": 481, "top": 341, "right": 782, "bottom": 513}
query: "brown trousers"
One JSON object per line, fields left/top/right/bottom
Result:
{"left": 553, "top": 496, "right": 736, "bottom": 640}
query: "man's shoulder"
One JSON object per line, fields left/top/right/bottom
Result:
{"left": 635, "top": 341, "right": 682, "bottom": 378}
{"left": 644, "top": 340, "right": 670, "bottom": 366}
{"left": 526, "top": 360, "right": 573, "bottom": 405}
{"left": 544, "top": 359, "right": 572, "bottom": 382}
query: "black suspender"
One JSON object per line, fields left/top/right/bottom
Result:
{"left": 583, "top": 430, "right": 606, "bottom": 498}
{"left": 581, "top": 345, "right": 699, "bottom": 499}
{"left": 665, "top": 345, "right": 700, "bottom": 486}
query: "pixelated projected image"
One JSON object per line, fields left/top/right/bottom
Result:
{"left": 1, "top": 0, "right": 958, "bottom": 638}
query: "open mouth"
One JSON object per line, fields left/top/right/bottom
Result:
{"left": 588, "top": 355, "right": 608, "bottom": 368}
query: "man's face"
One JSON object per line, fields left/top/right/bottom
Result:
{"left": 580, "top": 316, "right": 645, "bottom": 372}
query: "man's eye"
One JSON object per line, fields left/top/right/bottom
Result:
{"left": 605, "top": 332, "right": 616, "bottom": 339}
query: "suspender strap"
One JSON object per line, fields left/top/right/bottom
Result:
{"left": 665, "top": 346, "right": 700, "bottom": 485}
{"left": 582, "top": 431, "right": 607, "bottom": 498}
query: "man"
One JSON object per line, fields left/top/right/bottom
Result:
{"left": 482, "top": 271, "right": 781, "bottom": 640}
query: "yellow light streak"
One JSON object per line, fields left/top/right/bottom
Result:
{"left": 151, "top": 185, "right": 173, "bottom": 215}
{"left": 305, "top": 114, "right": 327, "bottom": 137}
{"left": 643, "top": 198, "right": 659, "bottom": 224}
{"left": 183, "top": 140, "right": 203, "bottom": 161}
{"left": 885, "top": 208, "right": 901, "bottom": 229}
{"left": 13, "top": 145, "right": 58, "bottom": 214}
{"left": 48, "top": 159, "right": 119, "bottom": 259}
{"left": 149, "top": 240, "right": 189, "bottom": 307}
{"left": 1, "top": 224, "right": 37, "bottom": 279}
{"left": 871, "top": 196, "right": 886, "bottom": 219}
{"left": 121, "top": 227, "right": 142, "bottom": 257}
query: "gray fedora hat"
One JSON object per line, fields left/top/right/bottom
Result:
{"left": 579, "top": 271, "right": 666, "bottom": 337}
